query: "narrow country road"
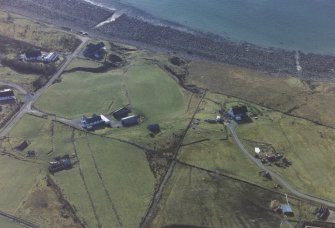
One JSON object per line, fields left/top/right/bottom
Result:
{"left": 227, "top": 122, "right": 335, "bottom": 208}
{"left": 0, "top": 36, "right": 89, "bottom": 138}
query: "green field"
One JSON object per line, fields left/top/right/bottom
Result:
{"left": 52, "top": 130, "right": 156, "bottom": 227}
{"left": 36, "top": 58, "right": 186, "bottom": 121}
{"left": 35, "top": 68, "right": 128, "bottom": 119}
{"left": 0, "top": 156, "right": 40, "bottom": 213}
{"left": 150, "top": 163, "right": 314, "bottom": 227}
{"left": 4, "top": 114, "right": 156, "bottom": 227}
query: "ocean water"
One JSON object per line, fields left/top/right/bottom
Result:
{"left": 90, "top": 0, "right": 335, "bottom": 55}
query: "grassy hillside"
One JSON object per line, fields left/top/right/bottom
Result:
{"left": 187, "top": 61, "right": 335, "bottom": 128}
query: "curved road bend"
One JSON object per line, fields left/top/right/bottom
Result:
{"left": 0, "top": 36, "right": 89, "bottom": 138}
{"left": 227, "top": 122, "right": 335, "bottom": 208}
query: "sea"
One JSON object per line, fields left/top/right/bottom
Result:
{"left": 88, "top": 0, "right": 335, "bottom": 55}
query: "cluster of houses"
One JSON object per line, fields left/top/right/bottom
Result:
{"left": 20, "top": 49, "right": 59, "bottom": 63}
{"left": 80, "top": 107, "right": 140, "bottom": 130}
{"left": 0, "top": 88, "right": 16, "bottom": 105}
{"left": 83, "top": 42, "right": 106, "bottom": 61}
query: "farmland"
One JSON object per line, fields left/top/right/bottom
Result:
{"left": 3, "top": 114, "right": 156, "bottom": 227}
{"left": 149, "top": 163, "right": 315, "bottom": 227}
{"left": 0, "top": 8, "right": 334, "bottom": 227}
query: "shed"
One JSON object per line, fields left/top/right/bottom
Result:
{"left": 148, "top": 124, "right": 160, "bottom": 134}
{"left": 121, "top": 115, "right": 139, "bottom": 127}
{"left": 281, "top": 204, "right": 294, "bottom": 216}
{"left": 43, "top": 52, "right": 59, "bottom": 63}
{"left": 113, "top": 107, "right": 130, "bottom": 119}
{"left": 15, "top": 140, "right": 29, "bottom": 151}
{"left": 255, "top": 147, "right": 261, "bottom": 154}
{"left": 0, "top": 89, "right": 16, "bottom": 104}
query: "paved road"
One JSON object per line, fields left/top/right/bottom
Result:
{"left": 0, "top": 36, "right": 89, "bottom": 138}
{"left": 227, "top": 122, "right": 335, "bottom": 208}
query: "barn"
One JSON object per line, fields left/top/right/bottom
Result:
{"left": 121, "top": 115, "right": 139, "bottom": 127}
{"left": 112, "top": 107, "right": 131, "bottom": 119}
{"left": 0, "top": 89, "right": 16, "bottom": 104}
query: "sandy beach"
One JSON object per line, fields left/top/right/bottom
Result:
{"left": 1, "top": 0, "right": 335, "bottom": 81}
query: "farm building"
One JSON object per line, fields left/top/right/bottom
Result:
{"left": 81, "top": 114, "right": 110, "bottom": 130}
{"left": 227, "top": 105, "right": 249, "bottom": 122}
{"left": 113, "top": 107, "right": 131, "bottom": 119}
{"left": 281, "top": 204, "right": 294, "bottom": 216}
{"left": 148, "top": 124, "right": 160, "bottom": 134}
{"left": 21, "top": 49, "right": 42, "bottom": 62}
{"left": 83, "top": 42, "right": 107, "bottom": 60}
{"left": 121, "top": 115, "right": 139, "bottom": 127}
{"left": 43, "top": 52, "right": 59, "bottom": 63}
{"left": 0, "top": 89, "right": 16, "bottom": 104}
{"left": 48, "top": 155, "right": 72, "bottom": 173}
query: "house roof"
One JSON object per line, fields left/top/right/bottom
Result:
{"left": 148, "top": 124, "right": 160, "bottom": 133}
{"left": 0, "top": 89, "right": 14, "bottom": 97}
{"left": 281, "top": 204, "right": 293, "bottom": 214}
{"left": 232, "top": 106, "right": 248, "bottom": 115}
{"left": 85, "top": 115, "right": 103, "bottom": 124}
{"left": 25, "top": 49, "right": 42, "bottom": 58}
{"left": 113, "top": 107, "right": 130, "bottom": 119}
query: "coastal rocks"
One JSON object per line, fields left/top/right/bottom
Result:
{"left": 1, "top": 0, "right": 335, "bottom": 81}
{"left": 0, "top": 0, "right": 114, "bottom": 28}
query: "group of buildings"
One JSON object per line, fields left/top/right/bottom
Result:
{"left": 81, "top": 107, "right": 139, "bottom": 130}
{"left": 20, "top": 49, "right": 59, "bottom": 63}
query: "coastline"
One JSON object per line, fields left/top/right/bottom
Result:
{"left": 1, "top": 0, "right": 335, "bottom": 82}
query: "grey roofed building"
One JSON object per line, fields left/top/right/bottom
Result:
{"left": 121, "top": 115, "right": 139, "bottom": 127}
{"left": 43, "top": 52, "right": 59, "bottom": 63}
{"left": 113, "top": 107, "right": 131, "bottom": 119}
{"left": 81, "top": 114, "right": 105, "bottom": 130}
{"left": 23, "top": 49, "right": 42, "bottom": 62}
{"left": 0, "top": 89, "right": 16, "bottom": 104}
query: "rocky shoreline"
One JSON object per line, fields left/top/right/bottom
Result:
{"left": 1, "top": 0, "right": 335, "bottom": 81}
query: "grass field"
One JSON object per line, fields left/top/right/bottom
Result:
{"left": 0, "top": 10, "right": 80, "bottom": 53}
{"left": 150, "top": 163, "right": 314, "bottom": 227}
{"left": 52, "top": 130, "right": 155, "bottom": 227}
{"left": 5, "top": 114, "right": 156, "bottom": 227}
{"left": 187, "top": 61, "right": 335, "bottom": 128}
{"left": 0, "top": 155, "right": 41, "bottom": 213}
{"left": 35, "top": 68, "right": 129, "bottom": 119}
{"left": 236, "top": 106, "right": 335, "bottom": 201}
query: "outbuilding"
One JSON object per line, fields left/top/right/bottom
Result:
{"left": 121, "top": 115, "right": 139, "bottom": 127}
{"left": 112, "top": 107, "right": 130, "bottom": 119}
{"left": 148, "top": 124, "right": 160, "bottom": 134}
{"left": 281, "top": 204, "right": 294, "bottom": 216}
{"left": 0, "top": 89, "right": 16, "bottom": 104}
{"left": 43, "top": 52, "right": 59, "bottom": 63}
